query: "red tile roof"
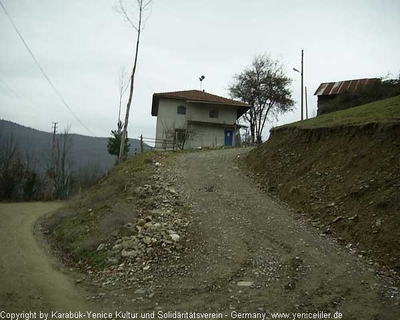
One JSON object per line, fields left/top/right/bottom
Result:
{"left": 314, "top": 78, "right": 378, "bottom": 96}
{"left": 151, "top": 90, "right": 249, "bottom": 116}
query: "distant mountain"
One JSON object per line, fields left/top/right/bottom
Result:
{"left": 0, "top": 119, "right": 150, "bottom": 173}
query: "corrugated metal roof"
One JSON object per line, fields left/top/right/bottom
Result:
{"left": 314, "top": 78, "right": 378, "bottom": 96}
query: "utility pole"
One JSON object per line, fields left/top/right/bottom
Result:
{"left": 305, "top": 86, "right": 308, "bottom": 120}
{"left": 46, "top": 122, "right": 57, "bottom": 200}
{"left": 301, "top": 49, "right": 304, "bottom": 121}
{"left": 293, "top": 50, "right": 304, "bottom": 121}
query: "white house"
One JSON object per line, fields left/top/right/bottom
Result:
{"left": 151, "top": 90, "right": 250, "bottom": 150}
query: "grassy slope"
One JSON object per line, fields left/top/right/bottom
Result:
{"left": 245, "top": 96, "right": 400, "bottom": 275}
{"left": 280, "top": 95, "right": 400, "bottom": 129}
{"left": 41, "top": 151, "right": 166, "bottom": 269}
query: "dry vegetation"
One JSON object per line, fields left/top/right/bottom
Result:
{"left": 41, "top": 151, "right": 168, "bottom": 269}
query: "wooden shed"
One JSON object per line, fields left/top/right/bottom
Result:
{"left": 314, "top": 78, "right": 378, "bottom": 115}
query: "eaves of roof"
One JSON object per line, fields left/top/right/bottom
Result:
{"left": 151, "top": 90, "right": 250, "bottom": 117}
{"left": 314, "top": 78, "right": 378, "bottom": 96}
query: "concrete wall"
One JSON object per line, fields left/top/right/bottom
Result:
{"left": 187, "top": 102, "right": 238, "bottom": 124}
{"left": 155, "top": 98, "right": 238, "bottom": 149}
{"left": 155, "top": 99, "right": 188, "bottom": 148}
{"left": 187, "top": 125, "right": 226, "bottom": 149}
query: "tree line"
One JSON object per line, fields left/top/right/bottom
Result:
{"left": 0, "top": 127, "right": 102, "bottom": 202}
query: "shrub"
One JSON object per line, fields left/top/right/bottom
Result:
{"left": 320, "top": 78, "right": 400, "bottom": 115}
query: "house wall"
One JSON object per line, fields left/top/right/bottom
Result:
{"left": 186, "top": 125, "right": 227, "bottom": 149}
{"left": 155, "top": 98, "right": 238, "bottom": 149}
{"left": 187, "top": 102, "right": 238, "bottom": 124}
{"left": 155, "top": 99, "right": 186, "bottom": 149}
{"left": 317, "top": 95, "right": 336, "bottom": 115}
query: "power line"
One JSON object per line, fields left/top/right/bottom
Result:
{"left": 0, "top": 75, "right": 42, "bottom": 113}
{"left": 0, "top": 77, "right": 22, "bottom": 99}
{"left": 0, "top": 0, "right": 96, "bottom": 137}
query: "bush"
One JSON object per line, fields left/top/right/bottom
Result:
{"left": 320, "top": 78, "right": 400, "bottom": 115}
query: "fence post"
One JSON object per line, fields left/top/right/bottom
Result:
{"left": 140, "top": 134, "right": 144, "bottom": 153}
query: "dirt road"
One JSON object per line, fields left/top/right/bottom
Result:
{"left": 0, "top": 202, "right": 97, "bottom": 313}
{"left": 1, "top": 149, "right": 399, "bottom": 319}
{"left": 144, "top": 148, "right": 399, "bottom": 319}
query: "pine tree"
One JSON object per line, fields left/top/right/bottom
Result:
{"left": 107, "top": 121, "right": 130, "bottom": 158}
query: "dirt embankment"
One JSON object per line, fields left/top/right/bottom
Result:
{"left": 244, "top": 122, "right": 400, "bottom": 276}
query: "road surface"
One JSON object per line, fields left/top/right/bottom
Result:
{"left": 0, "top": 149, "right": 399, "bottom": 320}
{"left": 0, "top": 202, "right": 97, "bottom": 313}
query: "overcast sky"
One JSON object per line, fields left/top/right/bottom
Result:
{"left": 1, "top": 0, "right": 399, "bottom": 140}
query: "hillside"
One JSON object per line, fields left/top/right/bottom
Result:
{"left": 0, "top": 119, "right": 149, "bottom": 173}
{"left": 244, "top": 95, "right": 400, "bottom": 275}
{"left": 39, "top": 147, "right": 400, "bottom": 315}
{"left": 283, "top": 95, "right": 400, "bottom": 128}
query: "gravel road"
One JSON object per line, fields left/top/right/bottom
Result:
{"left": 152, "top": 148, "right": 399, "bottom": 319}
{"left": 1, "top": 149, "right": 399, "bottom": 320}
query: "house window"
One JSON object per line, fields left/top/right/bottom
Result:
{"left": 209, "top": 108, "right": 219, "bottom": 118}
{"left": 175, "top": 129, "right": 186, "bottom": 142}
{"left": 177, "top": 105, "right": 186, "bottom": 115}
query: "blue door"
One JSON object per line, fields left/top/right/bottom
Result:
{"left": 224, "top": 130, "right": 233, "bottom": 146}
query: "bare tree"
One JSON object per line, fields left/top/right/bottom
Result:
{"left": 229, "top": 54, "right": 294, "bottom": 144}
{"left": 116, "top": 0, "right": 153, "bottom": 164}
{"left": 160, "top": 117, "right": 197, "bottom": 151}
{"left": 21, "top": 141, "right": 42, "bottom": 200}
{"left": 0, "top": 132, "right": 41, "bottom": 200}
{"left": 0, "top": 132, "right": 23, "bottom": 199}
{"left": 54, "top": 126, "right": 74, "bottom": 200}
{"left": 240, "top": 128, "right": 252, "bottom": 147}
{"left": 117, "top": 66, "right": 128, "bottom": 133}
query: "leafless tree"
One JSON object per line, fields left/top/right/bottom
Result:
{"left": 239, "top": 128, "right": 251, "bottom": 146}
{"left": 116, "top": 0, "right": 153, "bottom": 163}
{"left": 160, "top": 117, "right": 197, "bottom": 151}
{"left": 54, "top": 126, "right": 74, "bottom": 200}
{"left": 117, "top": 66, "right": 129, "bottom": 133}
{"left": 229, "top": 54, "right": 294, "bottom": 144}
{"left": 0, "top": 132, "right": 23, "bottom": 199}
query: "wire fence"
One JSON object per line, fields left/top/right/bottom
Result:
{"left": 139, "top": 135, "right": 183, "bottom": 152}
{"left": 138, "top": 132, "right": 254, "bottom": 153}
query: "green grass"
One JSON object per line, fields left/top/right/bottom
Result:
{"left": 280, "top": 95, "right": 400, "bottom": 129}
